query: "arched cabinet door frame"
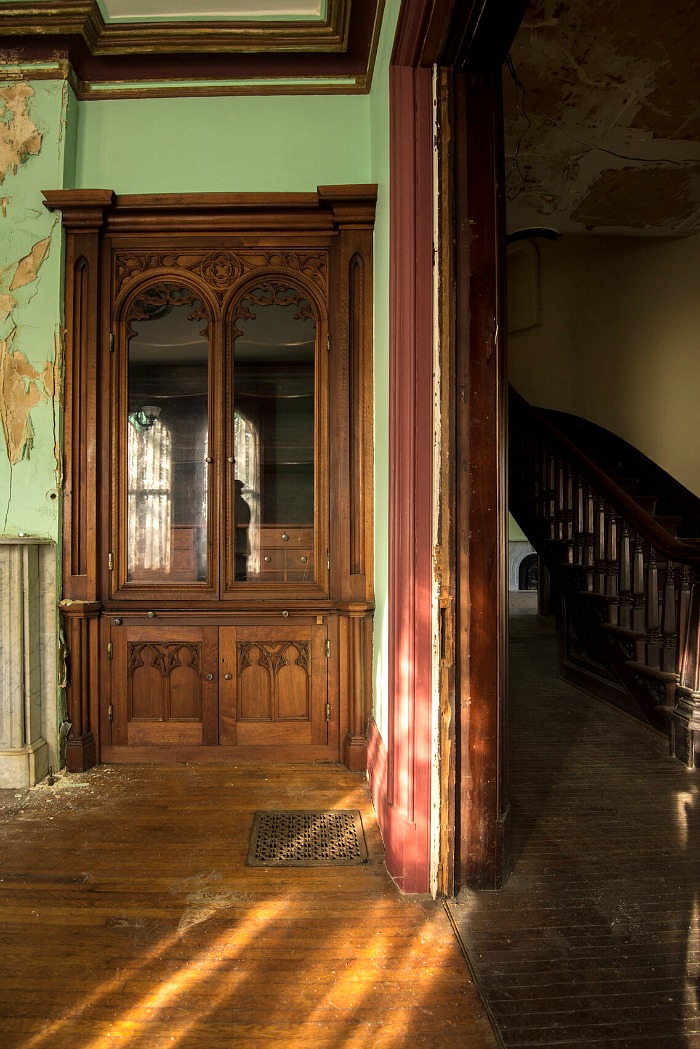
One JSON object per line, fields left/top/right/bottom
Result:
{"left": 110, "top": 272, "right": 221, "bottom": 603}
{"left": 221, "top": 270, "right": 330, "bottom": 602}
{"left": 42, "top": 187, "right": 376, "bottom": 772}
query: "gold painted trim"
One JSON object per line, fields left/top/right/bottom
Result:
{"left": 0, "top": 0, "right": 351, "bottom": 54}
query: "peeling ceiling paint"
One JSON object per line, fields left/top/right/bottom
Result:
{"left": 504, "top": 0, "right": 700, "bottom": 235}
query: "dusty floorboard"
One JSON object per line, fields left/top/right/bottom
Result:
{"left": 0, "top": 764, "right": 498, "bottom": 1049}
{"left": 448, "top": 615, "right": 700, "bottom": 1049}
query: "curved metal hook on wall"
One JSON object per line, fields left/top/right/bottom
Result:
{"left": 58, "top": 627, "right": 69, "bottom": 690}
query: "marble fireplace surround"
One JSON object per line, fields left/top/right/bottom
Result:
{"left": 0, "top": 538, "right": 58, "bottom": 788}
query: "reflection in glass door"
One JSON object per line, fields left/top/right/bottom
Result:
{"left": 126, "top": 284, "right": 210, "bottom": 584}
{"left": 231, "top": 285, "right": 316, "bottom": 584}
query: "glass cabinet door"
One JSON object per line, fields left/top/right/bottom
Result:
{"left": 125, "top": 284, "right": 211, "bottom": 585}
{"left": 228, "top": 284, "right": 317, "bottom": 586}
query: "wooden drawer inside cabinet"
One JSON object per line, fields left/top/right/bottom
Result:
{"left": 253, "top": 525, "right": 314, "bottom": 582}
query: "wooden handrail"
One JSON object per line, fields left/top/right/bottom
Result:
{"left": 510, "top": 386, "right": 700, "bottom": 569}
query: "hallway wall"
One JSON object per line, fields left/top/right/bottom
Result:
{"left": 509, "top": 232, "right": 700, "bottom": 495}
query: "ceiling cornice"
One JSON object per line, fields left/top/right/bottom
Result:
{"left": 0, "top": 0, "right": 382, "bottom": 97}
{"left": 0, "top": 0, "right": 350, "bottom": 53}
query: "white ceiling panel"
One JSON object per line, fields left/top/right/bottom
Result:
{"left": 98, "top": 0, "right": 325, "bottom": 22}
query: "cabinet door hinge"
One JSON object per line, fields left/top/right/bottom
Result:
{"left": 326, "top": 639, "right": 331, "bottom": 659}
{"left": 108, "top": 552, "right": 114, "bottom": 571}
{"left": 107, "top": 704, "right": 113, "bottom": 723}
{"left": 326, "top": 333, "right": 330, "bottom": 353}
{"left": 326, "top": 549, "right": 330, "bottom": 571}
{"left": 109, "top": 332, "right": 115, "bottom": 352}
{"left": 107, "top": 642, "right": 113, "bottom": 661}
{"left": 325, "top": 702, "right": 331, "bottom": 722}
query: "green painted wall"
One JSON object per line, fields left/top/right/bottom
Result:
{"left": 369, "top": 0, "right": 400, "bottom": 743}
{"left": 76, "top": 94, "right": 370, "bottom": 192}
{"left": 0, "top": 80, "right": 75, "bottom": 541}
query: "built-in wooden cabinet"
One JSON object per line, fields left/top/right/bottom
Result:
{"left": 44, "top": 188, "right": 375, "bottom": 771}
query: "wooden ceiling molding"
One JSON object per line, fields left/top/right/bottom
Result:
{"left": 0, "top": 0, "right": 383, "bottom": 97}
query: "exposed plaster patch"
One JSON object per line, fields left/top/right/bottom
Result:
{"left": 0, "top": 327, "right": 48, "bottom": 465}
{"left": 572, "top": 165, "right": 698, "bottom": 229}
{"left": 0, "top": 292, "right": 16, "bottom": 323}
{"left": 505, "top": 0, "right": 700, "bottom": 233}
{"left": 0, "top": 83, "right": 42, "bottom": 185}
{"left": 9, "top": 235, "right": 51, "bottom": 292}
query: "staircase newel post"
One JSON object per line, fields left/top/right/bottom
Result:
{"left": 670, "top": 582, "right": 700, "bottom": 767}
{"left": 661, "top": 561, "right": 678, "bottom": 674}
{"left": 677, "top": 566, "right": 692, "bottom": 675}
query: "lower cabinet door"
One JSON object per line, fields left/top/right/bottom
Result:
{"left": 218, "top": 623, "right": 328, "bottom": 748}
{"left": 111, "top": 624, "right": 219, "bottom": 746}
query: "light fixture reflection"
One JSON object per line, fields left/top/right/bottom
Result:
{"left": 129, "top": 404, "right": 162, "bottom": 430}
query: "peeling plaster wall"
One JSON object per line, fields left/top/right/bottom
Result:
{"left": 0, "top": 79, "right": 75, "bottom": 539}
{"left": 0, "top": 78, "right": 76, "bottom": 781}
{"left": 509, "top": 232, "right": 700, "bottom": 496}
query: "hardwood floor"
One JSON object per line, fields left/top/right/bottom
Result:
{"left": 0, "top": 764, "right": 498, "bottom": 1049}
{"left": 448, "top": 615, "right": 700, "bottom": 1049}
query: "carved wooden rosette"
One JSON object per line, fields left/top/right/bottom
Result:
{"left": 43, "top": 187, "right": 376, "bottom": 772}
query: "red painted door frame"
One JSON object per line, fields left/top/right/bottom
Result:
{"left": 367, "top": 61, "right": 435, "bottom": 895}
{"left": 368, "top": 0, "right": 528, "bottom": 894}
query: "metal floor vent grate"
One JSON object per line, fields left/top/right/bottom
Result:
{"left": 247, "top": 810, "right": 368, "bottom": 867}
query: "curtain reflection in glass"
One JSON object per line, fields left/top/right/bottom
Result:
{"left": 128, "top": 418, "right": 173, "bottom": 574}
{"left": 234, "top": 408, "right": 260, "bottom": 579}
{"left": 127, "top": 285, "right": 209, "bottom": 583}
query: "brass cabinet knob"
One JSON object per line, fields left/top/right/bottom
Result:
{"left": 264, "top": 555, "right": 272, "bottom": 563}
{"left": 204, "top": 673, "right": 214, "bottom": 681}
{"left": 148, "top": 611, "right": 156, "bottom": 618}
{"left": 281, "top": 532, "right": 289, "bottom": 541}
{"left": 113, "top": 617, "right": 122, "bottom": 626}
{"left": 282, "top": 610, "right": 289, "bottom": 618}
{"left": 300, "top": 556, "right": 308, "bottom": 563}
{"left": 205, "top": 456, "right": 213, "bottom": 463}
{"left": 224, "top": 673, "right": 233, "bottom": 681}
{"left": 227, "top": 456, "right": 235, "bottom": 463}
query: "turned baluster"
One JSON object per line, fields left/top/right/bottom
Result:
{"left": 563, "top": 462, "right": 574, "bottom": 563}
{"left": 593, "top": 496, "right": 606, "bottom": 595}
{"left": 618, "top": 523, "right": 632, "bottom": 630}
{"left": 572, "top": 474, "right": 585, "bottom": 565}
{"left": 604, "top": 509, "right": 620, "bottom": 624}
{"left": 554, "top": 456, "right": 565, "bottom": 540}
{"left": 545, "top": 447, "right": 556, "bottom": 539}
{"left": 645, "top": 549, "right": 661, "bottom": 669}
{"left": 536, "top": 444, "right": 548, "bottom": 523}
{"left": 661, "top": 560, "right": 678, "bottom": 674}
{"left": 632, "top": 533, "right": 646, "bottom": 660}
{"left": 582, "top": 485, "right": 595, "bottom": 591}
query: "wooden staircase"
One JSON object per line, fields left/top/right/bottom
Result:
{"left": 509, "top": 387, "right": 700, "bottom": 769}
